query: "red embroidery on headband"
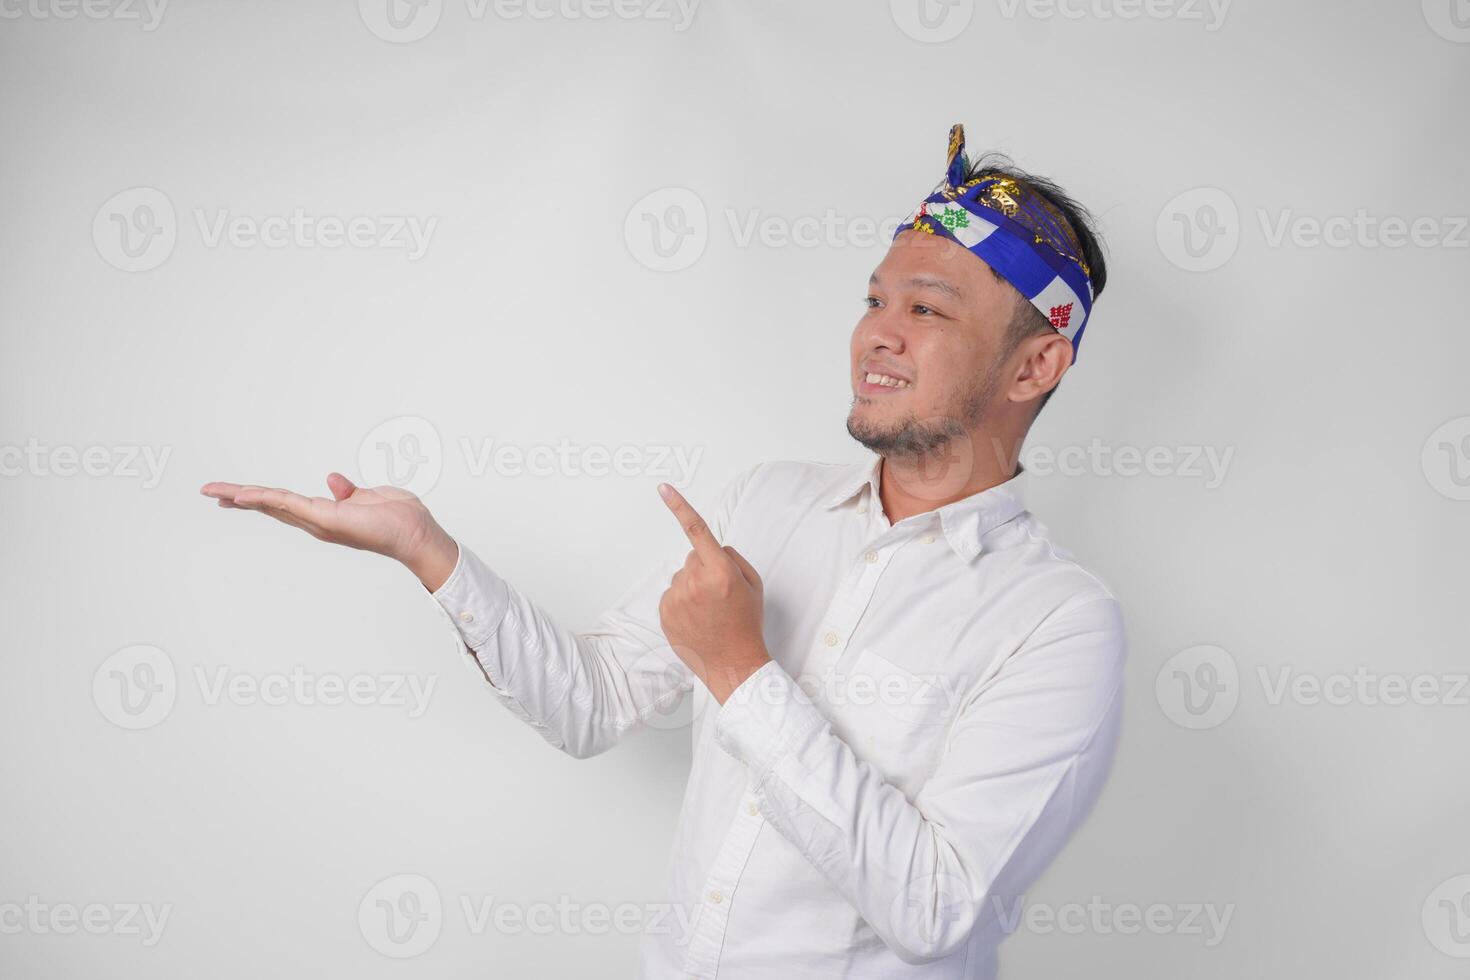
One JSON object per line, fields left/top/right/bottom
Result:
{"left": 1049, "top": 303, "right": 1074, "bottom": 331}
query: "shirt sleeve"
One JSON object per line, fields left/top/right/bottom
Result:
{"left": 712, "top": 593, "right": 1126, "bottom": 964}
{"left": 428, "top": 464, "right": 761, "bottom": 759}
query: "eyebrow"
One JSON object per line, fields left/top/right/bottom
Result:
{"left": 869, "top": 273, "right": 964, "bottom": 300}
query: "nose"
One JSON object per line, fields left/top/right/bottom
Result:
{"left": 857, "top": 305, "right": 907, "bottom": 358}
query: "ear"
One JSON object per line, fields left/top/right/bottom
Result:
{"left": 1007, "top": 331, "right": 1074, "bottom": 406}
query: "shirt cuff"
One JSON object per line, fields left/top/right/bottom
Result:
{"left": 428, "top": 541, "right": 511, "bottom": 652}
{"left": 713, "top": 661, "right": 827, "bottom": 783}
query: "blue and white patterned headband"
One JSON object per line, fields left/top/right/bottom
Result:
{"left": 897, "top": 124, "right": 1095, "bottom": 356}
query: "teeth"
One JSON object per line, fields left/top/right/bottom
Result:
{"left": 865, "top": 372, "right": 910, "bottom": 389}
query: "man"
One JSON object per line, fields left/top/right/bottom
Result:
{"left": 201, "top": 124, "right": 1123, "bottom": 978}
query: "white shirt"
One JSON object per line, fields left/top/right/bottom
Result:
{"left": 430, "top": 457, "right": 1126, "bottom": 978}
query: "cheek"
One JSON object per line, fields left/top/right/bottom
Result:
{"left": 913, "top": 332, "right": 990, "bottom": 408}
{"left": 911, "top": 331, "right": 965, "bottom": 383}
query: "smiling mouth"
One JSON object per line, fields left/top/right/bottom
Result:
{"left": 862, "top": 371, "right": 911, "bottom": 390}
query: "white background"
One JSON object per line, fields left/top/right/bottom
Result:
{"left": 2, "top": 0, "right": 1468, "bottom": 976}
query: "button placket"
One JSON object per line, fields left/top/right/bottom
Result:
{"left": 808, "top": 533, "right": 905, "bottom": 686}
{"left": 679, "top": 788, "right": 765, "bottom": 979}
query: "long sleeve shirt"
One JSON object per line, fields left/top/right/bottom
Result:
{"left": 428, "top": 456, "right": 1127, "bottom": 978}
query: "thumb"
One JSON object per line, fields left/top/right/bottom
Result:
{"left": 326, "top": 472, "right": 357, "bottom": 501}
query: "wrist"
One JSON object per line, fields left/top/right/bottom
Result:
{"left": 708, "top": 648, "right": 771, "bottom": 705}
{"left": 405, "top": 525, "right": 459, "bottom": 592}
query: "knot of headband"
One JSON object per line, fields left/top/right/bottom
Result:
{"left": 897, "top": 123, "right": 1095, "bottom": 357}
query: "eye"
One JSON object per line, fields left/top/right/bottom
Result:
{"left": 912, "top": 304, "right": 935, "bottom": 316}
{"left": 865, "top": 296, "right": 882, "bottom": 309}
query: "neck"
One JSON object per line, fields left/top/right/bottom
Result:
{"left": 877, "top": 428, "right": 1022, "bottom": 524}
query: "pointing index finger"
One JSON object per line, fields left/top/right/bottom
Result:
{"left": 658, "top": 483, "right": 723, "bottom": 564}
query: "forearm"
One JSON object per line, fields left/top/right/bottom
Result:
{"left": 714, "top": 605, "right": 1125, "bottom": 963}
{"left": 430, "top": 541, "right": 695, "bottom": 758}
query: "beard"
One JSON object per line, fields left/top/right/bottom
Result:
{"left": 846, "top": 357, "right": 1006, "bottom": 460}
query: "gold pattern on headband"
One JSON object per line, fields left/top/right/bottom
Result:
{"left": 969, "top": 175, "right": 1091, "bottom": 277}
{"left": 978, "top": 180, "right": 1021, "bottom": 217}
{"left": 930, "top": 126, "right": 1094, "bottom": 280}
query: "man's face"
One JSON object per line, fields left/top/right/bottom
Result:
{"left": 847, "top": 229, "right": 1021, "bottom": 458}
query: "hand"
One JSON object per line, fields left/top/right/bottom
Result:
{"left": 199, "top": 473, "right": 459, "bottom": 591}
{"left": 656, "top": 483, "right": 770, "bottom": 704}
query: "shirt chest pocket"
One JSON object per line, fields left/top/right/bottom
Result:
{"left": 829, "top": 647, "right": 956, "bottom": 789}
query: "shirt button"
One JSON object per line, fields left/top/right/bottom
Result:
{"left": 458, "top": 611, "right": 474, "bottom": 623}
{"left": 709, "top": 891, "right": 724, "bottom": 904}
{"left": 857, "top": 504, "right": 868, "bottom": 514}
{"left": 864, "top": 550, "right": 879, "bottom": 564}
{"left": 747, "top": 802, "right": 759, "bottom": 816}
{"left": 922, "top": 534, "right": 936, "bottom": 545}
{"left": 823, "top": 631, "right": 839, "bottom": 647}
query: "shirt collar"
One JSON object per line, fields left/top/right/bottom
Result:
{"left": 821, "top": 455, "right": 1028, "bottom": 562}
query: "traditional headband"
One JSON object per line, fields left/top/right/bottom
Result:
{"left": 896, "top": 124, "right": 1095, "bottom": 356}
